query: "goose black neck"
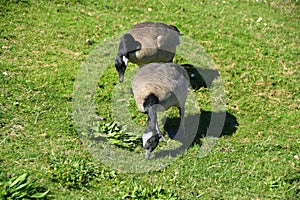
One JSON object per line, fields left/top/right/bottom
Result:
{"left": 144, "top": 94, "right": 159, "bottom": 130}
{"left": 118, "top": 33, "right": 141, "bottom": 56}
{"left": 143, "top": 93, "right": 159, "bottom": 112}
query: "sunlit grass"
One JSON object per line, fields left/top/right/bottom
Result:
{"left": 0, "top": 0, "right": 299, "bottom": 199}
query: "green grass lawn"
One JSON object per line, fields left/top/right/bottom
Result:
{"left": 1, "top": 0, "right": 299, "bottom": 199}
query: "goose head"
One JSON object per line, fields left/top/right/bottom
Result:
{"left": 115, "top": 33, "right": 140, "bottom": 83}
{"left": 142, "top": 129, "right": 160, "bottom": 160}
{"left": 114, "top": 55, "right": 128, "bottom": 83}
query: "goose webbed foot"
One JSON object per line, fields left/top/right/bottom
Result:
{"left": 159, "top": 134, "right": 167, "bottom": 142}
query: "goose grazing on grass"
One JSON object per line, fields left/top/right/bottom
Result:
{"left": 115, "top": 22, "right": 180, "bottom": 83}
{"left": 132, "top": 62, "right": 189, "bottom": 160}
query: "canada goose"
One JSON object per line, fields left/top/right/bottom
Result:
{"left": 115, "top": 22, "right": 180, "bottom": 83}
{"left": 132, "top": 62, "right": 189, "bottom": 159}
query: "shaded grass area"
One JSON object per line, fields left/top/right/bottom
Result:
{"left": 1, "top": 0, "right": 299, "bottom": 199}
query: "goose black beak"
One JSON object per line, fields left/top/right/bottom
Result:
{"left": 145, "top": 149, "right": 151, "bottom": 160}
{"left": 118, "top": 71, "right": 124, "bottom": 83}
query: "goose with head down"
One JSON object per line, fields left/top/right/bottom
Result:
{"left": 132, "top": 62, "right": 189, "bottom": 159}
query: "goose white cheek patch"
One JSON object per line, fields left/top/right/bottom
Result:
{"left": 122, "top": 56, "right": 129, "bottom": 66}
{"left": 142, "top": 132, "right": 154, "bottom": 147}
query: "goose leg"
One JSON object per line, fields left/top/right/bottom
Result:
{"left": 155, "top": 121, "right": 167, "bottom": 142}
{"left": 178, "top": 106, "right": 185, "bottom": 136}
{"left": 180, "top": 107, "right": 185, "bottom": 127}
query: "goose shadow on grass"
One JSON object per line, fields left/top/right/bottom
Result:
{"left": 153, "top": 110, "right": 239, "bottom": 159}
{"left": 181, "top": 63, "right": 220, "bottom": 89}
